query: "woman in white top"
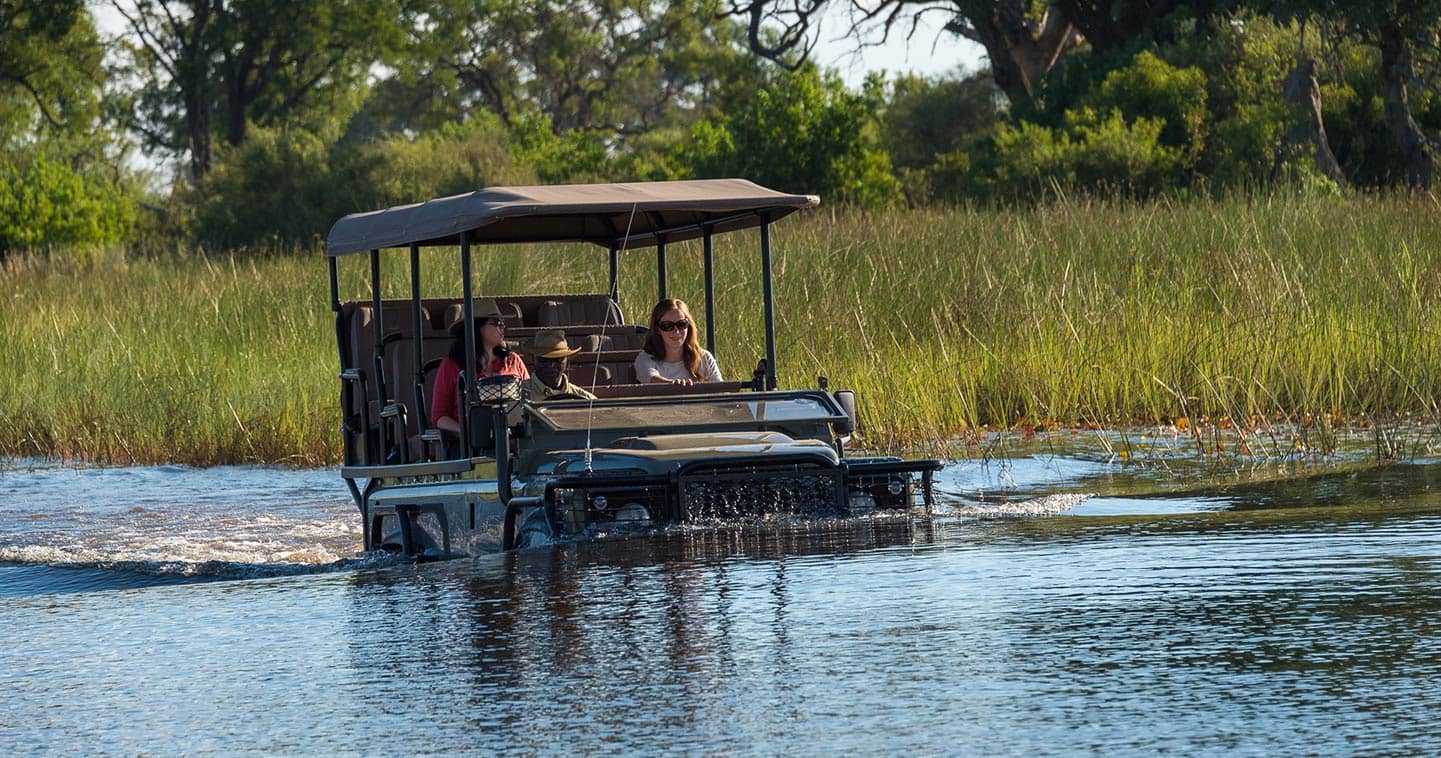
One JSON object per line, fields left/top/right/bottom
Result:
{"left": 634, "top": 298, "right": 722, "bottom": 385}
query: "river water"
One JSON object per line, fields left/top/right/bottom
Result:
{"left": 4, "top": 431, "right": 1441, "bottom": 754}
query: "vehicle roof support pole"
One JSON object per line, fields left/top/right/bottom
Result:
{"left": 460, "top": 232, "right": 477, "bottom": 449}
{"left": 409, "top": 242, "right": 424, "bottom": 407}
{"left": 703, "top": 230, "right": 716, "bottom": 357}
{"left": 608, "top": 242, "right": 620, "bottom": 307}
{"left": 370, "top": 248, "right": 387, "bottom": 464}
{"left": 760, "top": 218, "right": 777, "bottom": 390}
{"left": 328, "top": 256, "right": 340, "bottom": 312}
{"left": 656, "top": 238, "right": 668, "bottom": 301}
{"left": 370, "top": 249, "right": 384, "bottom": 348}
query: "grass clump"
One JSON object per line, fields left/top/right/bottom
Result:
{"left": 2, "top": 192, "right": 1439, "bottom": 465}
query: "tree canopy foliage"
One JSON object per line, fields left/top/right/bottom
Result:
{"left": 114, "top": 0, "right": 407, "bottom": 178}
{"left": 0, "top": 2, "right": 137, "bottom": 252}
{"left": 2, "top": 0, "right": 1439, "bottom": 253}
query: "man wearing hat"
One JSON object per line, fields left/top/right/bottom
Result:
{"left": 525, "top": 330, "right": 597, "bottom": 401}
{"left": 430, "top": 297, "right": 530, "bottom": 435}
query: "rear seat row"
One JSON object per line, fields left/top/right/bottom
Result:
{"left": 344, "top": 294, "right": 621, "bottom": 337}
{"left": 337, "top": 294, "right": 653, "bottom": 464}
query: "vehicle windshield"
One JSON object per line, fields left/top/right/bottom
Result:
{"left": 533, "top": 396, "right": 837, "bottom": 431}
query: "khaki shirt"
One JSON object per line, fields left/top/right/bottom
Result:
{"left": 525, "top": 373, "right": 597, "bottom": 401}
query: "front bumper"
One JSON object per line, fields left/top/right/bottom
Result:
{"left": 539, "top": 454, "right": 943, "bottom": 536}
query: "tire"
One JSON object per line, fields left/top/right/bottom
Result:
{"left": 513, "top": 507, "right": 555, "bottom": 549}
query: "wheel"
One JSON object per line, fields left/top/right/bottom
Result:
{"left": 513, "top": 507, "right": 555, "bottom": 549}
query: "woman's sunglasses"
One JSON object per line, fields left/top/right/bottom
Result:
{"left": 658, "top": 319, "right": 690, "bottom": 332}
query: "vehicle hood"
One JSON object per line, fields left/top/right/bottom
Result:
{"left": 538, "top": 431, "right": 840, "bottom": 475}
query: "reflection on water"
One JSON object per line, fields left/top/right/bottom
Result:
{"left": 4, "top": 451, "right": 1441, "bottom": 752}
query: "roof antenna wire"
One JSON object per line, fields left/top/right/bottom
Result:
{"left": 585, "top": 202, "right": 638, "bottom": 473}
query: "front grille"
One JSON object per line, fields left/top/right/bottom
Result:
{"left": 551, "top": 484, "right": 673, "bottom": 535}
{"left": 680, "top": 465, "right": 845, "bottom": 520}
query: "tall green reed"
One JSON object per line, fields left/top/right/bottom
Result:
{"left": 2, "top": 192, "right": 1438, "bottom": 465}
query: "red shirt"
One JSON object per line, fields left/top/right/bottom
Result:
{"left": 429, "top": 352, "right": 530, "bottom": 426}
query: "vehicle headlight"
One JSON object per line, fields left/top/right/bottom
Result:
{"left": 615, "top": 502, "right": 651, "bottom": 522}
{"left": 849, "top": 493, "right": 877, "bottom": 512}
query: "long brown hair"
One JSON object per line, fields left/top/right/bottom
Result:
{"left": 642, "top": 298, "right": 702, "bottom": 378}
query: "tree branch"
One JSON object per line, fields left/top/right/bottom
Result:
{"left": 7, "top": 74, "right": 65, "bottom": 129}
{"left": 727, "top": 0, "right": 827, "bottom": 70}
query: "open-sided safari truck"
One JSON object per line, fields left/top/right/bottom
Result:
{"left": 326, "top": 179, "right": 941, "bottom": 557}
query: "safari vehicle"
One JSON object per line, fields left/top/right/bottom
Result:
{"left": 326, "top": 179, "right": 940, "bottom": 557}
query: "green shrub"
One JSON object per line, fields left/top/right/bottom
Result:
{"left": 339, "top": 118, "right": 535, "bottom": 207}
{"left": 1067, "top": 109, "right": 1178, "bottom": 193}
{"left": 989, "top": 120, "right": 1077, "bottom": 196}
{"left": 195, "top": 119, "right": 533, "bottom": 248}
{"left": 508, "top": 114, "right": 617, "bottom": 184}
{"left": 1205, "top": 101, "right": 1287, "bottom": 190}
{"left": 881, "top": 72, "right": 1000, "bottom": 202}
{"left": 1083, "top": 50, "right": 1208, "bottom": 162}
{"left": 670, "top": 67, "right": 899, "bottom": 205}
{"left": 193, "top": 128, "right": 336, "bottom": 249}
{"left": 0, "top": 153, "right": 134, "bottom": 254}
{"left": 986, "top": 108, "right": 1179, "bottom": 199}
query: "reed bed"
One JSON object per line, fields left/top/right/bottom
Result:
{"left": 3, "top": 192, "right": 1440, "bottom": 465}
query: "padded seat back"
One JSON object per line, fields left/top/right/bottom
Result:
{"left": 566, "top": 363, "right": 612, "bottom": 392}
{"left": 386, "top": 333, "right": 454, "bottom": 435}
{"left": 582, "top": 332, "right": 647, "bottom": 351}
{"left": 537, "top": 297, "right": 622, "bottom": 327}
{"left": 493, "top": 294, "right": 623, "bottom": 327}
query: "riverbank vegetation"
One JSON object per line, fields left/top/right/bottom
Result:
{"left": 5, "top": 3, "right": 1441, "bottom": 464}
{"left": 6, "top": 3, "right": 1441, "bottom": 258}
{"left": 3, "top": 192, "right": 1439, "bottom": 465}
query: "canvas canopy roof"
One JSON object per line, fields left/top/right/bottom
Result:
{"left": 325, "top": 178, "right": 819, "bottom": 257}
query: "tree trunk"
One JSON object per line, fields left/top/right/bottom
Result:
{"left": 174, "top": 0, "right": 216, "bottom": 179}
{"left": 954, "top": 1, "right": 1083, "bottom": 107}
{"left": 1280, "top": 57, "right": 1345, "bottom": 185}
{"left": 185, "top": 96, "right": 211, "bottom": 179}
{"left": 1378, "top": 23, "right": 1434, "bottom": 189}
{"left": 179, "top": 50, "right": 212, "bottom": 179}
{"left": 225, "top": 58, "right": 248, "bottom": 148}
{"left": 963, "top": 17, "right": 1038, "bottom": 104}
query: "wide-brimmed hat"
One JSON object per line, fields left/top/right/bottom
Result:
{"left": 447, "top": 297, "right": 506, "bottom": 335}
{"left": 528, "top": 330, "right": 582, "bottom": 359}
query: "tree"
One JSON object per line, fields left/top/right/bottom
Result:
{"left": 1375, "top": 9, "right": 1438, "bottom": 187}
{"left": 1268, "top": 0, "right": 1441, "bottom": 188}
{"left": 0, "top": 1, "right": 105, "bottom": 140}
{"left": 726, "top": 0, "right": 1238, "bottom": 107}
{"left": 881, "top": 70, "right": 1000, "bottom": 200}
{"left": 1280, "top": 57, "right": 1345, "bottom": 185}
{"left": 0, "top": 3, "right": 136, "bottom": 254}
{"left": 113, "top": 0, "right": 405, "bottom": 178}
{"left": 671, "top": 66, "right": 899, "bottom": 204}
{"left": 374, "top": 0, "right": 762, "bottom": 140}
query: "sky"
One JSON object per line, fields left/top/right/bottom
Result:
{"left": 91, "top": 3, "right": 987, "bottom": 184}
{"left": 809, "top": 3, "right": 986, "bottom": 85}
{"left": 93, "top": 3, "right": 986, "bottom": 89}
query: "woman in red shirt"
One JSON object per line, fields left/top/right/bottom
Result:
{"left": 430, "top": 297, "right": 529, "bottom": 435}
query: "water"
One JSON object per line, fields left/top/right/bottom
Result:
{"left": 4, "top": 438, "right": 1441, "bottom": 754}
